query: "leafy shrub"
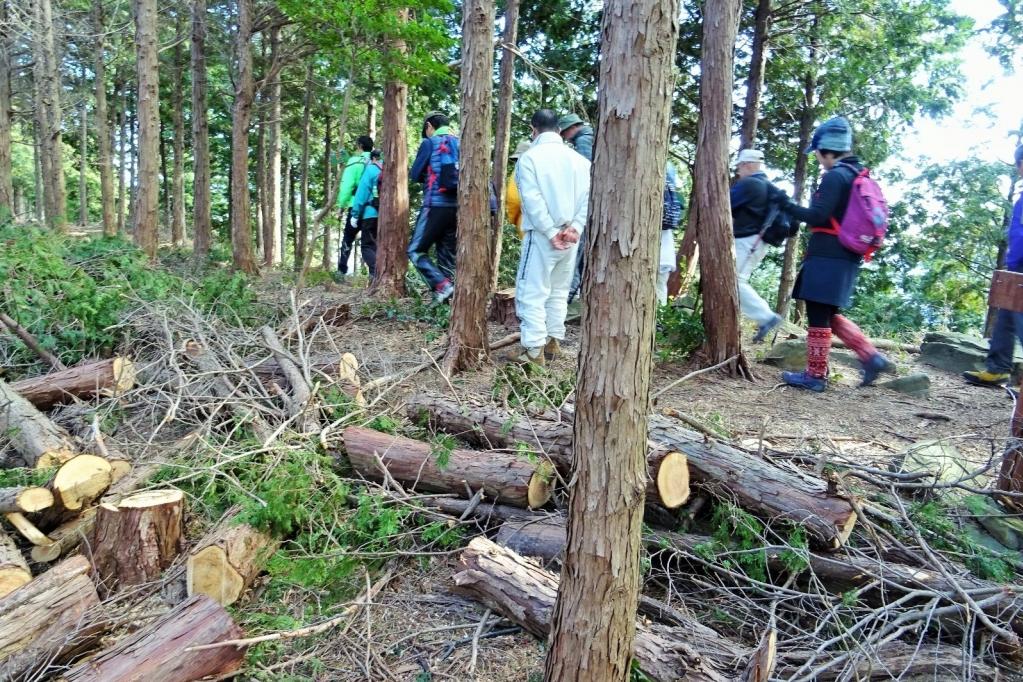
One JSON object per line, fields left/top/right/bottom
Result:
{"left": 655, "top": 302, "right": 704, "bottom": 361}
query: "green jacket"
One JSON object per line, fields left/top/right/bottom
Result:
{"left": 337, "top": 151, "right": 371, "bottom": 210}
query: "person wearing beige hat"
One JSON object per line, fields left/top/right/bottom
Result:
{"left": 731, "top": 148, "right": 783, "bottom": 343}
{"left": 505, "top": 141, "right": 531, "bottom": 237}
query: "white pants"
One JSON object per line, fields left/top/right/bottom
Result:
{"left": 733, "top": 234, "right": 774, "bottom": 325}
{"left": 656, "top": 229, "right": 676, "bottom": 305}
{"left": 516, "top": 230, "right": 578, "bottom": 350}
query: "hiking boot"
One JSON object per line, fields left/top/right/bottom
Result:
{"left": 963, "top": 370, "right": 1010, "bottom": 387}
{"left": 753, "top": 314, "right": 783, "bottom": 344}
{"left": 433, "top": 279, "right": 455, "bottom": 305}
{"left": 501, "top": 345, "right": 546, "bottom": 367}
{"left": 860, "top": 353, "right": 896, "bottom": 387}
{"left": 781, "top": 370, "right": 827, "bottom": 393}
{"left": 544, "top": 337, "right": 562, "bottom": 361}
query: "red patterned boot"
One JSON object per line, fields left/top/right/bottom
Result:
{"left": 831, "top": 314, "right": 894, "bottom": 386}
{"left": 782, "top": 327, "right": 830, "bottom": 392}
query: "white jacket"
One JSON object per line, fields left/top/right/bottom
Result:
{"left": 514, "top": 132, "right": 591, "bottom": 241}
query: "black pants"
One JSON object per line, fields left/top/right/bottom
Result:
{"left": 359, "top": 217, "right": 378, "bottom": 277}
{"left": 806, "top": 301, "right": 838, "bottom": 328}
{"left": 337, "top": 209, "right": 361, "bottom": 274}
{"left": 408, "top": 205, "right": 458, "bottom": 289}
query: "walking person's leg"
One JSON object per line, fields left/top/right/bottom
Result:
{"left": 360, "top": 218, "right": 378, "bottom": 279}
{"left": 782, "top": 301, "right": 833, "bottom": 392}
{"left": 408, "top": 206, "right": 451, "bottom": 295}
{"left": 656, "top": 229, "right": 676, "bottom": 306}
{"left": 436, "top": 208, "right": 458, "bottom": 281}
{"left": 542, "top": 244, "right": 577, "bottom": 360}
{"left": 965, "top": 308, "right": 1017, "bottom": 386}
{"left": 337, "top": 210, "right": 361, "bottom": 275}
{"left": 511, "top": 231, "right": 555, "bottom": 364}
{"left": 830, "top": 313, "right": 895, "bottom": 386}
{"left": 734, "top": 235, "right": 781, "bottom": 341}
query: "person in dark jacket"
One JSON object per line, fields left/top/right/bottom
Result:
{"left": 557, "top": 113, "right": 594, "bottom": 161}
{"left": 731, "top": 149, "right": 783, "bottom": 342}
{"left": 964, "top": 144, "right": 1023, "bottom": 386}
{"left": 781, "top": 116, "right": 895, "bottom": 392}
{"left": 408, "top": 111, "right": 459, "bottom": 304}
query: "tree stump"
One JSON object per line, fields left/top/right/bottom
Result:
{"left": 10, "top": 357, "right": 136, "bottom": 410}
{"left": 0, "top": 529, "right": 30, "bottom": 599}
{"left": 90, "top": 489, "right": 183, "bottom": 592}
{"left": 62, "top": 594, "right": 245, "bottom": 682}
{"left": 343, "top": 426, "right": 552, "bottom": 509}
{"left": 186, "top": 508, "right": 279, "bottom": 606}
{"left": 0, "top": 486, "right": 54, "bottom": 514}
{"left": 0, "top": 555, "right": 106, "bottom": 680}
{"left": 488, "top": 287, "right": 518, "bottom": 327}
{"left": 0, "top": 378, "right": 77, "bottom": 468}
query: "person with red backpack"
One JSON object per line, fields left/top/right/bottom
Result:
{"left": 409, "top": 111, "right": 460, "bottom": 304}
{"left": 781, "top": 116, "right": 895, "bottom": 392}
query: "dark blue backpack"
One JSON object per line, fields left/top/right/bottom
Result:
{"left": 430, "top": 134, "right": 460, "bottom": 197}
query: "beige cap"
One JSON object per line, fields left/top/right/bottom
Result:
{"left": 510, "top": 141, "right": 531, "bottom": 160}
{"left": 736, "top": 149, "right": 765, "bottom": 165}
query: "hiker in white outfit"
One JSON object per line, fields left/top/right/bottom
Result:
{"left": 731, "top": 148, "right": 783, "bottom": 342}
{"left": 656, "top": 162, "right": 684, "bottom": 305}
{"left": 507, "top": 109, "right": 591, "bottom": 366}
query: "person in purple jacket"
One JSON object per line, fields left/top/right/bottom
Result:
{"left": 964, "top": 144, "right": 1023, "bottom": 387}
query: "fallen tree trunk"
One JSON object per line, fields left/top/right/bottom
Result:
{"left": 453, "top": 537, "right": 743, "bottom": 682}
{"left": 0, "top": 555, "right": 106, "bottom": 680}
{"left": 409, "top": 395, "right": 856, "bottom": 548}
{"left": 34, "top": 454, "right": 113, "bottom": 530}
{"left": 63, "top": 594, "right": 245, "bottom": 682}
{"left": 0, "top": 379, "right": 77, "bottom": 468}
{"left": 279, "top": 301, "right": 350, "bottom": 339}
{"left": 91, "top": 489, "right": 184, "bottom": 593}
{"left": 261, "top": 326, "right": 315, "bottom": 432}
{"left": 0, "top": 529, "right": 30, "bottom": 599}
{"left": 404, "top": 396, "right": 690, "bottom": 509}
{"left": 0, "top": 486, "right": 53, "bottom": 513}
{"left": 186, "top": 507, "right": 280, "bottom": 607}
{"left": 343, "top": 426, "right": 552, "bottom": 509}
{"left": 10, "top": 357, "right": 136, "bottom": 411}
{"left": 774, "top": 640, "right": 991, "bottom": 680}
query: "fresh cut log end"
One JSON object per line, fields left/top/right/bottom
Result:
{"left": 52, "top": 454, "right": 114, "bottom": 511}
{"left": 36, "top": 448, "right": 77, "bottom": 470}
{"left": 187, "top": 545, "right": 245, "bottom": 606}
{"left": 110, "top": 357, "right": 137, "bottom": 395}
{"left": 0, "top": 530, "right": 30, "bottom": 599}
{"left": 0, "top": 486, "right": 54, "bottom": 513}
{"left": 527, "top": 471, "right": 552, "bottom": 509}
{"left": 655, "top": 451, "right": 690, "bottom": 509}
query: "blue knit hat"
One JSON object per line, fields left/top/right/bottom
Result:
{"left": 806, "top": 116, "right": 853, "bottom": 154}
{"left": 1015, "top": 144, "right": 1023, "bottom": 166}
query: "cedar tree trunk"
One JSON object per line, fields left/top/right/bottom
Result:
{"left": 171, "top": 13, "right": 186, "bottom": 247}
{"left": 229, "top": 0, "right": 258, "bottom": 274}
{"left": 738, "top": 0, "right": 771, "bottom": 150}
{"left": 94, "top": 0, "right": 116, "bottom": 236}
{"left": 191, "top": 0, "right": 211, "bottom": 259}
{"left": 133, "top": 0, "right": 159, "bottom": 257}
{"left": 489, "top": 0, "right": 520, "bottom": 290}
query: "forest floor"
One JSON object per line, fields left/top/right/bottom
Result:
{"left": 4, "top": 249, "right": 1022, "bottom": 681}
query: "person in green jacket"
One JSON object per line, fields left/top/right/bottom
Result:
{"left": 336, "top": 135, "right": 374, "bottom": 277}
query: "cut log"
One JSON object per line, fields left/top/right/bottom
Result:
{"left": 91, "top": 489, "right": 184, "bottom": 593}
{"left": 487, "top": 287, "right": 518, "bottom": 327}
{"left": 62, "top": 594, "right": 245, "bottom": 682}
{"left": 0, "top": 378, "right": 77, "bottom": 468}
{"left": 0, "top": 311, "right": 65, "bottom": 370}
{"left": 494, "top": 516, "right": 568, "bottom": 563}
{"left": 0, "top": 485, "right": 54, "bottom": 513}
{"left": 0, "top": 529, "right": 30, "bottom": 598}
{"left": 3, "top": 512, "right": 52, "bottom": 546}
{"left": 186, "top": 508, "right": 280, "bottom": 606}
{"left": 34, "top": 454, "right": 113, "bottom": 530}
{"left": 10, "top": 357, "right": 136, "bottom": 410}
{"left": 406, "top": 395, "right": 689, "bottom": 510}
{"left": 453, "top": 537, "right": 742, "bottom": 682}
{"left": 0, "top": 556, "right": 106, "bottom": 680}
{"left": 343, "top": 426, "right": 552, "bottom": 509}
{"left": 774, "top": 640, "right": 992, "bottom": 680}
{"left": 260, "top": 326, "right": 314, "bottom": 432}
{"left": 409, "top": 395, "right": 856, "bottom": 549}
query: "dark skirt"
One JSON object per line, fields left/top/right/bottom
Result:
{"left": 793, "top": 255, "right": 860, "bottom": 308}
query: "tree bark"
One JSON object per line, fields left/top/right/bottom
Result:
{"left": 544, "top": 1, "right": 679, "bottom": 677}
{"left": 11, "top": 357, "right": 136, "bottom": 410}
{"left": 370, "top": 11, "right": 411, "bottom": 299}
{"left": 132, "top": 0, "right": 159, "bottom": 257}
{"left": 32, "top": 0, "right": 67, "bottom": 232}
{"left": 444, "top": 0, "right": 496, "bottom": 375}
{"left": 191, "top": 0, "right": 211, "bottom": 259}
{"left": 186, "top": 507, "right": 280, "bottom": 606}
{"left": 489, "top": 0, "right": 521, "bottom": 291}
{"left": 456, "top": 537, "right": 738, "bottom": 682}
{"left": 171, "top": 13, "right": 186, "bottom": 247}
{"left": 342, "top": 426, "right": 552, "bottom": 508}
{"left": 738, "top": 0, "right": 771, "bottom": 150}
{"left": 0, "top": 555, "right": 106, "bottom": 681}
{"left": 694, "top": 0, "right": 746, "bottom": 376}
{"left": 229, "top": 0, "right": 258, "bottom": 274}
{"left": 0, "top": 0, "right": 12, "bottom": 219}
{"left": 79, "top": 67, "right": 89, "bottom": 226}
{"left": 259, "top": 326, "right": 314, "bottom": 432}
{"left": 0, "top": 529, "right": 30, "bottom": 599}
{"left": 94, "top": 0, "right": 116, "bottom": 236}
{"left": 321, "top": 114, "right": 333, "bottom": 271}
{"left": 63, "top": 594, "right": 245, "bottom": 681}
{"left": 409, "top": 395, "right": 857, "bottom": 549}
{"left": 90, "top": 489, "right": 184, "bottom": 593}
{"left": 296, "top": 64, "right": 313, "bottom": 269}
{"left": 263, "top": 27, "right": 283, "bottom": 266}
{"left": 116, "top": 78, "right": 127, "bottom": 234}
{"left": 0, "top": 486, "right": 53, "bottom": 514}
{"left": 0, "top": 379, "right": 77, "bottom": 469}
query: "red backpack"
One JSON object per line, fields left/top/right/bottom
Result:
{"left": 814, "top": 163, "right": 889, "bottom": 262}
